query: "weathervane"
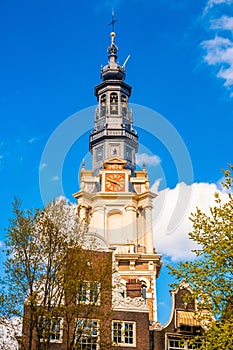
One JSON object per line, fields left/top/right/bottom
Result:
{"left": 109, "top": 9, "right": 118, "bottom": 32}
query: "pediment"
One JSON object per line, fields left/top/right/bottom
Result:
{"left": 104, "top": 157, "right": 127, "bottom": 169}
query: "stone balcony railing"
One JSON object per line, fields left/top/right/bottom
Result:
{"left": 95, "top": 103, "right": 130, "bottom": 119}
{"left": 113, "top": 244, "right": 146, "bottom": 255}
{"left": 90, "top": 127, "right": 138, "bottom": 142}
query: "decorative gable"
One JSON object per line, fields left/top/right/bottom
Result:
{"left": 104, "top": 157, "right": 127, "bottom": 169}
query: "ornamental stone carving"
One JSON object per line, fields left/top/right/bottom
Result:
{"left": 112, "top": 272, "right": 149, "bottom": 312}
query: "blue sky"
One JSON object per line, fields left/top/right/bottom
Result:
{"left": 0, "top": 0, "right": 233, "bottom": 325}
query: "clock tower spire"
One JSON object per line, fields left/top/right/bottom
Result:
{"left": 89, "top": 26, "right": 138, "bottom": 173}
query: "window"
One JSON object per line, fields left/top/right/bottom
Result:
{"left": 75, "top": 319, "right": 99, "bottom": 350}
{"left": 180, "top": 325, "right": 192, "bottom": 333}
{"left": 142, "top": 284, "right": 147, "bottom": 302}
{"left": 77, "top": 282, "right": 100, "bottom": 304}
{"left": 78, "top": 282, "right": 87, "bottom": 302}
{"left": 112, "top": 321, "right": 136, "bottom": 346}
{"left": 39, "top": 317, "right": 63, "bottom": 343}
{"left": 121, "top": 95, "right": 127, "bottom": 117}
{"left": 169, "top": 339, "right": 185, "bottom": 349}
{"left": 50, "top": 318, "right": 62, "bottom": 341}
{"left": 168, "top": 339, "right": 201, "bottom": 350}
{"left": 188, "top": 343, "right": 201, "bottom": 350}
{"left": 100, "top": 94, "right": 106, "bottom": 117}
{"left": 110, "top": 93, "right": 118, "bottom": 114}
{"left": 89, "top": 282, "right": 100, "bottom": 303}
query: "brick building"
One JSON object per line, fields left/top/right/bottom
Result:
{"left": 153, "top": 281, "right": 203, "bottom": 350}
{"left": 21, "top": 251, "right": 151, "bottom": 349}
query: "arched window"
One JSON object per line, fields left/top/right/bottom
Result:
{"left": 142, "top": 284, "right": 147, "bottom": 302}
{"left": 110, "top": 93, "right": 118, "bottom": 114}
{"left": 138, "top": 277, "right": 150, "bottom": 302}
{"left": 121, "top": 95, "right": 127, "bottom": 117}
{"left": 100, "top": 94, "right": 106, "bottom": 117}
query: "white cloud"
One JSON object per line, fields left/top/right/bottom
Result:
{"left": 210, "top": 15, "right": 233, "bottom": 30}
{"left": 136, "top": 153, "right": 161, "bottom": 167}
{"left": 201, "top": 1, "right": 233, "bottom": 95}
{"left": 202, "top": 36, "right": 233, "bottom": 64}
{"left": 39, "top": 162, "right": 47, "bottom": 170}
{"left": 204, "top": 0, "right": 233, "bottom": 13}
{"left": 28, "top": 137, "right": 36, "bottom": 143}
{"left": 50, "top": 176, "right": 59, "bottom": 181}
{"left": 202, "top": 36, "right": 233, "bottom": 88}
{"left": 218, "top": 65, "right": 233, "bottom": 86}
{"left": 208, "top": 0, "right": 233, "bottom": 5}
{"left": 152, "top": 182, "right": 229, "bottom": 262}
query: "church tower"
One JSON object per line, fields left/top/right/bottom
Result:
{"left": 73, "top": 27, "right": 162, "bottom": 325}
{"left": 90, "top": 31, "right": 138, "bottom": 173}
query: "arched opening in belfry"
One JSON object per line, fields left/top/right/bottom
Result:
{"left": 100, "top": 94, "right": 106, "bottom": 117}
{"left": 110, "top": 92, "right": 118, "bottom": 114}
{"left": 121, "top": 94, "right": 127, "bottom": 117}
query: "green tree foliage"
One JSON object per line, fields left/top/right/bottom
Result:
{"left": 168, "top": 165, "right": 233, "bottom": 349}
{"left": 0, "top": 198, "right": 112, "bottom": 350}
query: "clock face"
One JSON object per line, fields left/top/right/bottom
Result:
{"left": 105, "top": 173, "right": 125, "bottom": 192}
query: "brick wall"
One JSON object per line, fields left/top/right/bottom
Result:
{"left": 111, "top": 310, "right": 150, "bottom": 350}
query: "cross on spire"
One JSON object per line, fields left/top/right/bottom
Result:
{"left": 109, "top": 9, "right": 118, "bottom": 32}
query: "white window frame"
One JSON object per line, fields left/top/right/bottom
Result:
{"left": 39, "top": 317, "right": 63, "bottom": 343}
{"left": 77, "top": 281, "right": 101, "bottom": 305}
{"left": 74, "top": 318, "right": 99, "bottom": 350}
{"left": 112, "top": 320, "right": 136, "bottom": 347}
{"left": 168, "top": 338, "right": 201, "bottom": 350}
